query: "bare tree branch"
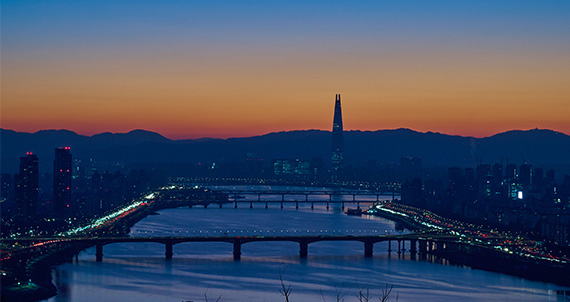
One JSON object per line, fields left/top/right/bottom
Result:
{"left": 379, "top": 284, "right": 393, "bottom": 302}
{"left": 203, "top": 288, "right": 221, "bottom": 302}
{"left": 279, "top": 266, "right": 292, "bottom": 302}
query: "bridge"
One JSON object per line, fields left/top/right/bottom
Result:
{"left": 4, "top": 233, "right": 458, "bottom": 261}
{"left": 161, "top": 187, "right": 398, "bottom": 210}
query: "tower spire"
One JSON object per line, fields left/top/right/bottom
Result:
{"left": 331, "top": 94, "right": 344, "bottom": 180}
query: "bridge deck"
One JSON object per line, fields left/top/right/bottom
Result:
{"left": 2, "top": 233, "right": 462, "bottom": 261}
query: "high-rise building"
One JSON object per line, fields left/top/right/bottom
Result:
{"left": 476, "top": 164, "right": 492, "bottom": 197}
{"left": 331, "top": 94, "right": 344, "bottom": 179}
{"left": 15, "top": 152, "right": 39, "bottom": 221}
{"left": 505, "top": 163, "right": 518, "bottom": 180}
{"left": 519, "top": 163, "right": 533, "bottom": 188}
{"left": 0, "top": 173, "right": 15, "bottom": 215}
{"left": 273, "top": 159, "right": 310, "bottom": 177}
{"left": 54, "top": 147, "right": 72, "bottom": 218}
{"left": 533, "top": 167, "right": 544, "bottom": 187}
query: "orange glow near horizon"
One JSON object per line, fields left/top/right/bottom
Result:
{"left": 3, "top": 48, "right": 569, "bottom": 139}
{"left": 3, "top": 3, "right": 570, "bottom": 140}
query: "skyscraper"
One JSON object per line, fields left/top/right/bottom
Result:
{"left": 519, "top": 163, "right": 533, "bottom": 187}
{"left": 54, "top": 147, "right": 72, "bottom": 218}
{"left": 331, "top": 94, "right": 344, "bottom": 179}
{"left": 15, "top": 152, "right": 39, "bottom": 221}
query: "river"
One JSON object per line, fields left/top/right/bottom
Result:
{"left": 44, "top": 186, "right": 569, "bottom": 301}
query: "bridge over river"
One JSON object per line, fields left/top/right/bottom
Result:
{"left": 5, "top": 232, "right": 477, "bottom": 261}
{"left": 161, "top": 186, "right": 398, "bottom": 210}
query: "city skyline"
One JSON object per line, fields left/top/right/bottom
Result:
{"left": 2, "top": 1, "right": 570, "bottom": 139}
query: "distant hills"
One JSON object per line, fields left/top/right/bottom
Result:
{"left": 2, "top": 128, "right": 570, "bottom": 174}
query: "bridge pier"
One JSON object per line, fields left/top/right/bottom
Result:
{"left": 233, "top": 193, "right": 239, "bottom": 208}
{"left": 281, "top": 194, "right": 285, "bottom": 209}
{"left": 388, "top": 240, "right": 392, "bottom": 253}
{"left": 299, "top": 240, "right": 308, "bottom": 258}
{"left": 233, "top": 240, "right": 241, "bottom": 260}
{"left": 410, "top": 240, "right": 417, "bottom": 260}
{"left": 402, "top": 240, "right": 406, "bottom": 254}
{"left": 265, "top": 201, "right": 268, "bottom": 209}
{"left": 250, "top": 200, "right": 253, "bottom": 208}
{"left": 410, "top": 239, "right": 417, "bottom": 255}
{"left": 341, "top": 201, "right": 344, "bottom": 210}
{"left": 419, "top": 240, "right": 427, "bottom": 260}
{"left": 219, "top": 203, "right": 222, "bottom": 209}
{"left": 165, "top": 242, "right": 173, "bottom": 259}
{"left": 352, "top": 194, "right": 356, "bottom": 208}
{"left": 436, "top": 242, "right": 444, "bottom": 251}
{"left": 364, "top": 241, "right": 374, "bottom": 257}
{"left": 397, "top": 240, "right": 401, "bottom": 254}
{"left": 311, "top": 202, "right": 314, "bottom": 210}
{"left": 418, "top": 240, "right": 427, "bottom": 254}
{"left": 295, "top": 202, "right": 299, "bottom": 209}
{"left": 96, "top": 243, "right": 103, "bottom": 262}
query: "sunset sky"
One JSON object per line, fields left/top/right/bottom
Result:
{"left": 2, "top": 1, "right": 569, "bottom": 139}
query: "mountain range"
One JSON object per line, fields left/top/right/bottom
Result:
{"left": 2, "top": 128, "right": 570, "bottom": 174}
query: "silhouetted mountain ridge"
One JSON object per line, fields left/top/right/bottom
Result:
{"left": 90, "top": 129, "right": 171, "bottom": 145}
{"left": 1, "top": 128, "right": 569, "bottom": 173}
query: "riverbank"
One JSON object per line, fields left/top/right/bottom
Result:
{"left": 368, "top": 202, "right": 570, "bottom": 287}
{"left": 1, "top": 187, "right": 225, "bottom": 302}
{"left": 433, "top": 244, "right": 570, "bottom": 287}
{"left": 1, "top": 239, "right": 96, "bottom": 302}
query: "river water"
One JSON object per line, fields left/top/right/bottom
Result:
{"left": 44, "top": 186, "right": 569, "bottom": 302}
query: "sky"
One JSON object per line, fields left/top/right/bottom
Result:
{"left": 2, "top": 1, "right": 570, "bottom": 139}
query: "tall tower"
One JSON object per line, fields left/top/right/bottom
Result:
{"left": 15, "top": 152, "right": 39, "bottom": 221}
{"left": 54, "top": 147, "right": 72, "bottom": 218}
{"left": 331, "top": 94, "right": 344, "bottom": 179}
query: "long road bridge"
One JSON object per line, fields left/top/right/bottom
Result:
{"left": 160, "top": 187, "right": 398, "bottom": 210}
{"left": 3, "top": 232, "right": 473, "bottom": 261}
